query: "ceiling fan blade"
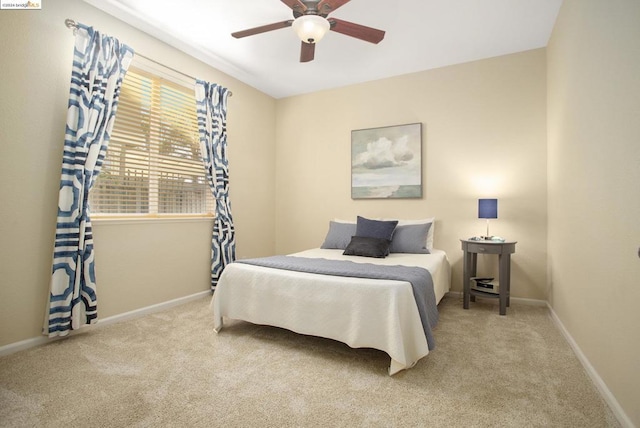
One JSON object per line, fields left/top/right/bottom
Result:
{"left": 300, "top": 42, "right": 315, "bottom": 62}
{"left": 281, "top": 0, "right": 307, "bottom": 14}
{"left": 232, "top": 20, "right": 293, "bottom": 38}
{"left": 318, "top": 0, "right": 351, "bottom": 15}
{"left": 329, "top": 18, "right": 385, "bottom": 44}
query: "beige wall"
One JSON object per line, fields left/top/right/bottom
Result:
{"left": 547, "top": 0, "right": 640, "bottom": 425}
{"left": 0, "top": 0, "right": 276, "bottom": 346}
{"left": 275, "top": 49, "right": 548, "bottom": 299}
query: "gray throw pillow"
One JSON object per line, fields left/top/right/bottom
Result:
{"left": 355, "top": 216, "right": 398, "bottom": 255}
{"left": 355, "top": 216, "right": 398, "bottom": 240}
{"left": 321, "top": 221, "right": 357, "bottom": 250}
{"left": 343, "top": 236, "right": 391, "bottom": 258}
{"left": 389, "top": 223, "right": 431, "bottom": 254}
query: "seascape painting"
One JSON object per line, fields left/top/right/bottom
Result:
{"left": 351, "top": 123, "right": 422, "bottom": 199}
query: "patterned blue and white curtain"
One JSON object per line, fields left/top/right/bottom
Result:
{"left": 194, "top": 81, "right": 235, "bottom": 290}
{"left": 46, "top": 24, "right": 133, "bottom": 337}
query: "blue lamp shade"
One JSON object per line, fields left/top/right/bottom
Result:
{"left": 478, "top": 199, "right": 498, "bottom": 219}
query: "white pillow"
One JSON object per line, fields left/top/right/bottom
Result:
{"left": 333, "top": 218, "right": 355, "bottom": 224}
{"left": 332, "top": 217, "right": 435, "bottom": 250}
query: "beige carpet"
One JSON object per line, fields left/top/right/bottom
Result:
{"left": 0, "top": 295, "right": 619, "bottom": 427}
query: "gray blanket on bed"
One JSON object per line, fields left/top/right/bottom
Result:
{"left": 236, "top": 256, "right": 438, "bottom": 350}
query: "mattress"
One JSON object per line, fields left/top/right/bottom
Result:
{"left": 211, "top": 248, "right": 451, "bottom": 375}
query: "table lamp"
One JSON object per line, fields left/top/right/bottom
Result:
{"left": 478, "top": 198, "right": 498, "bottom": 239}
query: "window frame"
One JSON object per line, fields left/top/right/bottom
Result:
{"left": 90, "top": 56, "right": 214, "bottom": 220}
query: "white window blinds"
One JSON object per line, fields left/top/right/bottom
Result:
{"left": 90, "top": 66, "right": 214, "bottom": 217}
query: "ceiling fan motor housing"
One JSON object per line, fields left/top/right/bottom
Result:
{"left": 292, "top": 14, "right": 330, "bottom": 44}
{"left": 231, "top": 0, "right": 385, "bottom": 63}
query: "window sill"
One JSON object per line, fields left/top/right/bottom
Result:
{"left": 91, "top": 215, "right": 214, "bottom": 226}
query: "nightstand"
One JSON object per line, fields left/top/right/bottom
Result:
{"left": 461, "top": 239, "right": 517, "bottom": 315}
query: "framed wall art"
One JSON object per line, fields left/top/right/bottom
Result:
{"left": 351, "top": 122, "right": 422, "bottom": 199}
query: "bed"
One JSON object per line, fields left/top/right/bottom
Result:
{"left": 211, "top": 218, "right": 451, "bottom": 375}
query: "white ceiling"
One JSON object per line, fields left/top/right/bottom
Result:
{"left": 83, "top": 0, "right": 563, "bottom": 99}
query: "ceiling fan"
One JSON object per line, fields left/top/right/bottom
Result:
{"left": 231, "top": 0, "right": 386, "bottom": 63}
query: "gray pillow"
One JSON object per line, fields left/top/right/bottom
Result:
{"left": 343, "top": 236, "right": 391, "bottom": 258}
{"left": 356, "top": 216, "right": 398, "bottom": 255}
{"left": 389, "top": 223, "right": 431, "bottom": 254}
{"left": 355, "top": 216, "right": 398, "bottom": 241}
{"left": 321, "top": 221, "right": 357, "bottom": 250}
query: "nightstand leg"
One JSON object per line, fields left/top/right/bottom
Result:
{"left": 506, "top": 253, "right": 511, "bottom": 307}
{"left": 463, "top": 252, "right": 469, "bottom": 309}
{"left": 470, "top": 254, "right": 477, "bottom": 302}
{"left": 498, "top": 253, "right": 510, "bottom": 315}
{"left": 463, "top": 252, "right": 474, "bottom": 309}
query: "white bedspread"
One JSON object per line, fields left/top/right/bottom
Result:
{"left": 211, "top": 248, "right": 451, "bottom": 375}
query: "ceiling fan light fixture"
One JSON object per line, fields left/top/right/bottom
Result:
{"left": 292, "top": 15, "right": 330, "bottom": 44}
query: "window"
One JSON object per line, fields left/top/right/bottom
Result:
{"left": 90, "top": 65, "right": 214, "bottom": 217}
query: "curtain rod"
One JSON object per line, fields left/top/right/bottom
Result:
{"left": 64, "top": 19, "right": 232, "bottom": 97}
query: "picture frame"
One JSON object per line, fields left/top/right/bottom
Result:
{"left": 351, "top": 122, "right": 422, "bottom": 199}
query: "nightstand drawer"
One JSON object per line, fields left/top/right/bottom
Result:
{"left": 465, "top": 242, "right": 504, "bottom": 254}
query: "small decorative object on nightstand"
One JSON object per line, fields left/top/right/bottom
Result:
{"left": 461, "top": 239, "right": 517, "bottom": 315}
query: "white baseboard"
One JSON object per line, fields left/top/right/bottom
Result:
{"left": 547, "top": 303, "right": 634, "bottom": 428}
{"left": 0, "top": 290, "right": 211, "bottom": 357}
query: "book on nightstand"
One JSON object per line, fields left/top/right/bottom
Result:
{"left": 471, "top": 277, "right": 500, "bottom": 295}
